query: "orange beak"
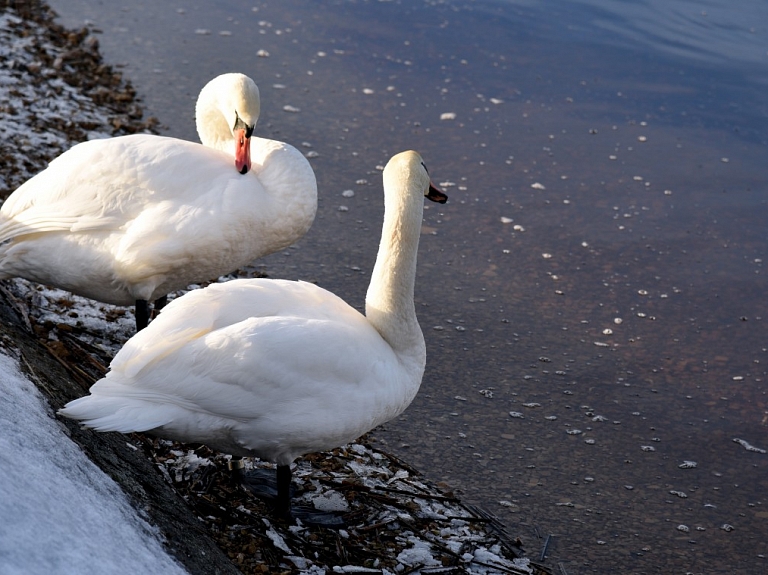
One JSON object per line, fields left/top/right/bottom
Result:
{"left": 234, "top": 128, "right": 251, "bottom": 174}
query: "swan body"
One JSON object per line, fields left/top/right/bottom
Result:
{"left": 60, "top": 151, "right": 447, "bottom": 514}
{"left": 0, "top": 73, "right": 317, "bottom": 328}
{"left": 62, "top": 279, "right": 418, "bottom": 464}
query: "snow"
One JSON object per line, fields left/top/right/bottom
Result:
{"left": 0, "top": 349, "right": 187, "bottom": 575}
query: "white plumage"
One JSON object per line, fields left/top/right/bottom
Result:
{"left": 60, "top": 151, "right": 447, "bottom": 517}
{"left": 0, "top": 73, "right": 317, "bottom": 329}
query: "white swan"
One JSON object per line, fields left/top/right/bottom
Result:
{"left": 0, "top": 73, "right": 317, "bottom": 330}
{"left": 59, "top": 150, "right": 447, "bottom": 519}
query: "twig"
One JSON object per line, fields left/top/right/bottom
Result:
{"left": 540, "top": 534, "right": 553, "bottom": 561}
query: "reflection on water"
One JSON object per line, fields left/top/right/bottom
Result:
{"left": 575, "top": 0, "right": 768, "bottom": 68}
{"left": 48, "top": 0, "right": 767, "bottom": 572}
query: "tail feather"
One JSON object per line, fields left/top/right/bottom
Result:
{"left": 59, "top": 396, "right": 172, "bottom": 433}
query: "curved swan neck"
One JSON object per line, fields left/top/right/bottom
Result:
{"left": 365, "top": 156, "right": 428, "bottom": 357}
{"left": 195, "top": 73, "right": 260, "bottom": 153}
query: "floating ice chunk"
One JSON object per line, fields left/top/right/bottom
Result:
{"left": 440, "top": 112, "right": 457, "bottom": 120}
{"left": 733, "top": 438, "right": 766, "bottom": 453}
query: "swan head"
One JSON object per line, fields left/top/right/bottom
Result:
{"left": 384, "top": 151, "right": 448, "bottom": 204}
{"left": 196, "top": 73, "right": 261, "bottom": 174}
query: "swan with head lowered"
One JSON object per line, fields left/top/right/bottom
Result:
{"left": 0, "top": 73, "right": 317, "bottom": 330}
{"left": 59, "top": 150, "right": 447, "bottom": 522}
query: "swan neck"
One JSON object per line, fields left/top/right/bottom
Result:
{"left": 196, "top": 84, "right": 231, "bottom": 152}
{"left": 365, "top": 179, "right": 425, "bottom": 357}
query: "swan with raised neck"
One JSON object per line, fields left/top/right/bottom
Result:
{"left": 59, "top": 150, "right": 446, "bottom": 520}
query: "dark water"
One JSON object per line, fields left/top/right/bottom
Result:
{"left": 47, "top": 1, "right": 768, "bottom": 573}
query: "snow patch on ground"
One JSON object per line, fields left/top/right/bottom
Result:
{"left": 0, "top": 349, "right": 187, "bottom": 575}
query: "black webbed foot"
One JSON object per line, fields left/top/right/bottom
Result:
{"left": 232, "top": 461, "right": 346, "bottom": 527}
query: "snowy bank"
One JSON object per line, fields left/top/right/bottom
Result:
{"left": 0, "top": 349, "right": 187, "bottom": 575}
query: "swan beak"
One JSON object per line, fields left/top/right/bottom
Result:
{"left": 427, "top": 181, "right": 448, "bottom": 204}
{"left": 234, "top": 128, "right": 252, "bottom": 174}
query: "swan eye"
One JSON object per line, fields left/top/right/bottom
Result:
{"left": 233, "top": 114, "right": 254, "bottom": 138}
{"left": 421, "top": 161, "right": 430, "bottom": 175}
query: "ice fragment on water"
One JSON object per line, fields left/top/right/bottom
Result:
{"left": 733, "top": 438, "right": 766, "bottom": 453}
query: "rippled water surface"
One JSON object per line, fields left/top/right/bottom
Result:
{"left": 48, "top": 1, "right": 768, "bottom": 572}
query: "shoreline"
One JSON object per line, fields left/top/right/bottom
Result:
{"left": 0, "top": 2, "right": 535, "bottom": 573}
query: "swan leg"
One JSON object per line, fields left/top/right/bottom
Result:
{"left": 135, "top": 299, "right": 150, "bottom": 331}
{"left": 276, "top": 464, "right": 292, "bottom": 518}
{"left": 135, "top": 295, "right": 168, "bottom": 330}
{"left": 274, "top": 465, "right": 346, "bottom": 526}
{"left": 151, "top": 294, "right": 168, "bottom": 321}
{"left": 236, "top": 461, "right": 345, "bottom": 527}
{"left": 154, "top": 294, "right": 168, "bottom": 312}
